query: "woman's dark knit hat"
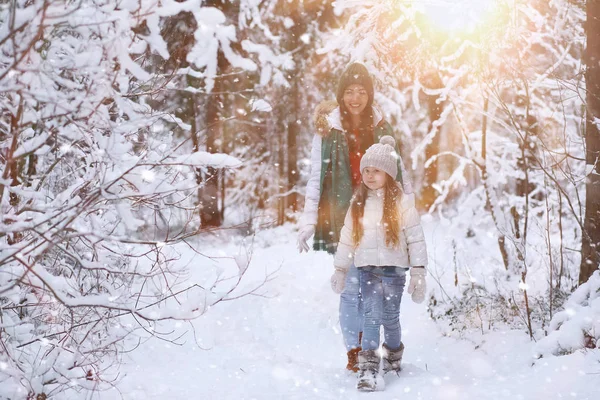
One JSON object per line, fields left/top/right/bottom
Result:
{"left": 336, "top": 62, "right": 374, "bottom": 108}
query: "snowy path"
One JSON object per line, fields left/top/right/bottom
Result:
{"left": 114, "top": 224, "right": 600, "bottom": 400}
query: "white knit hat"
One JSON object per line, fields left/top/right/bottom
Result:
{"left": 360, "top": 135, "right": 399, "bottom": 179}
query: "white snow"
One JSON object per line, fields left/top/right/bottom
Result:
{"left": 536, "top": 271, "right": 600, "bottom": 358}
{"left": 111, "top": 222, "right": 600, "bottom": 399}
{"left": 251, "top": 99, "right": 273, "bottom": 113}
{"left": 170, "top": 151, "right": 242, "bottom": 168}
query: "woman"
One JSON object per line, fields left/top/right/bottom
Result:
{"left": 297, "top": 62, "right": 413, "bottom": 372}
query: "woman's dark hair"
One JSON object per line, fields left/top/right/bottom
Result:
{"left": 337, "top": 63, "right": 376, "bottom": 146}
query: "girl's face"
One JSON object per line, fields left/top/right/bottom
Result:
{"left": 362, "top": 167, "right": 387, "bottom": 190}
{"left": 343, "top": 84, "right": 369, "bottom": 116}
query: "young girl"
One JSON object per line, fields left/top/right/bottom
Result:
{"left": 331, "top": 135, "right": 427, "bottom": 392}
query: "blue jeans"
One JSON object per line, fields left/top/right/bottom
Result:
{"left": 339, "top": 264, "right": 364, "bottom": 351}
{"left": 359, "top": 266, "right": 407, "bottom": 351}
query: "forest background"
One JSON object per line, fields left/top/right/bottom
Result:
{"left": 1, "top": 0, "right": 599, "bottom": 398}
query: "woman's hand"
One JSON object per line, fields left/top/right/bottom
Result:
{"left": 407, "top": 267, "right": 427, "bottom": 303}
{"left": 297, "top": 224, "right": 315, "bottom": 253}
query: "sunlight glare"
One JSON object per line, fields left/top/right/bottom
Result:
{"left": 416, "top": 0, "right": 500, "bottom": 34}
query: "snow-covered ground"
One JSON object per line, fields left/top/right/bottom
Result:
{"left": 110, "top": 223, "right": 600, "bottom": 400}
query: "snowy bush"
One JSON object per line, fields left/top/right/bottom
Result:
{"left": 535, "top": 270, "right": 600, "bottom": 357}
{"left": 421, "top": 0, "right": 585, "bottom": 335}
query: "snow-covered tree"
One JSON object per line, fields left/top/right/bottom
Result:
{"left": 0, "top": 1, "right": 266, "bottom": 397}
{"left": 229, "top": 0, "right": 338, "bottom": 226}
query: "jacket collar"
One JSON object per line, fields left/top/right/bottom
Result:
{"left": 327, "top": 106, "right": 384, "bottom": 131}
{"left": 367, "top": 187, "right": 385, "bottom": 198}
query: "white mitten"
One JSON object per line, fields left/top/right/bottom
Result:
{"left": 330, "top": 269, "right": 347, "bottom": 294}
{"left": 297, "top": 224, "right": 315, "bottom": 253}
{"left": 407, "top": 267, "right": 427, "bottom": 304}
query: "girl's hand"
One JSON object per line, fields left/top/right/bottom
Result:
{"left": 407, "top": 267, "right": 426, "bottom": 303}
{"left": 330, "top": 269, "right": 347, "bottom": 294}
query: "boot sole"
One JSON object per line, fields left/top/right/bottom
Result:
{"left": 357, "top": 380, "right": 377, "bottom": 392}
{"left": 383, "top": 368, "right": 402, "bottom": 375}
{"left": 357, "top": 385, "right": 376, "bottom": 392}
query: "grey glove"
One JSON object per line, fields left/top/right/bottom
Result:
{"left": 330, "top": 269, "right": 347, "bottom": 294}
{"left": 297, "top": 224, "right": 315, "bottom": 253}
{"left": 407, "top": 267, "right": 427, "bottom": 304}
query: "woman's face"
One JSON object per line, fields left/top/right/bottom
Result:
{"left": 362, "top": 167, "right": 387, "bottom": 190}
{"left": 343, "top": 84, "right": 369, "bottom": 116}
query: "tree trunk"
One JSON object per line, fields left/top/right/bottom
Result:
{"left": 422, "top": 74, "right": 443, "bottom": 209}
{"left": 199, "top": 63, "right": 223, "bottom": 227}
{"left": 5, "top": 98, "right": 24, "bottom": 245}
{"left": 277, "top": 115, "right": 286, "bottom": 226}
{"left": 480, "top": 96, "right": 512, "bottom": 271}
{"left": 286, "top": 83, "right": 300, "bottom": 214}
{"left": 286, "top": 15, "right": 303, "bottom": 215}
{"left": 581, "top": 0, "right": 600, "bottom": 284}
{"left": 200, "top": 50, "right": 227, "bottom": 228}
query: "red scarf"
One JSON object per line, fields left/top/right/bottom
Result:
{"left": 347, "top": 129, "right": 363, "bottom": 189}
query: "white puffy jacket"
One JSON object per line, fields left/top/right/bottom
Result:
{"left": 299, "top": 105, "right": 413, "bottom": 228}
{"left": 333, "top": 186, "right": 427, "bottom": 271}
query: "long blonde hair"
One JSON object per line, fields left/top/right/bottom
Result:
{"left": 350, "top": 175, "right": 402, "bottom": 248}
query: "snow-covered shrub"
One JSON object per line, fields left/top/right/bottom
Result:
{"left": 423, "top": 0, "right": 585, "bottom": 335}
{"left": 535, "top": 270, "right": 600, "bottom": 357}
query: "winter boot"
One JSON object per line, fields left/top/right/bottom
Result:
{"left": 382, "top": 342, "right": 404, "bottom": 375}
{"left": 356, "top": 349, "right": 380, "bottom": 392}
{"left": 346, "top": 347, "right": 361, "bottom": 372}
{"left": 345, "top": 332, "right": 363, "bottom": 372}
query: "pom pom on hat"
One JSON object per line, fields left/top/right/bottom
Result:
{"left": 379, "top": 135, "right": 396, "bottom": 147}
{"left": 360, "top": 135, "right": 399, "bottom": 179}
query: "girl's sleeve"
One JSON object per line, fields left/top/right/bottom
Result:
{"left": 333, "top": 209, "right": 355, "bottom": 271}
{"left": 401, "top": 195, "right": 427, "bottom": 267}
{"left": 299, "top": 134, "right": 322, "bottom": 227}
